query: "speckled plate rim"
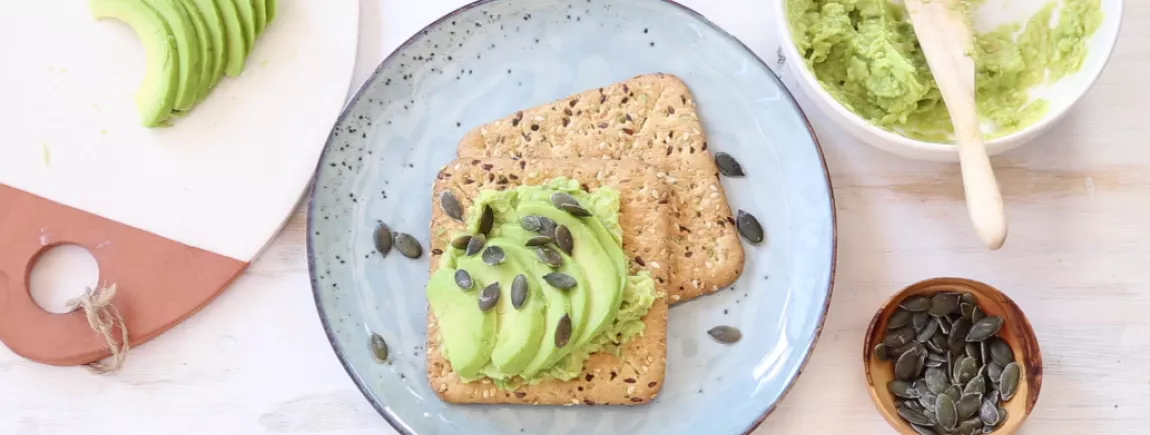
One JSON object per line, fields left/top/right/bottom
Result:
{"left": 305, "top": 1, "right": 838, "bottom": 433}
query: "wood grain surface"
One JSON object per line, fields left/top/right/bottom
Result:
{"left": 2, "top": 0, "right": 1147, "bottom": 434}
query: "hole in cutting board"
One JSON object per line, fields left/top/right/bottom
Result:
{"left": 29, "top": 245, "right": 100, "bottom": 314}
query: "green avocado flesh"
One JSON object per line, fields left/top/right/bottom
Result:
{"left": 90, "top": 0, "right": 276, "bottom": 126}
{"left": 232, "top": 0, "right": 256, "bottom": 54}
{"left": 787, "top": 0, "right": 1103, "bottom": 142}
{"left": 90, "top": 0, "right": 178, "bottom": 127}
{"left": 218, "top": 0, "right": 249, "bottom": 77}
{"left": 427, "top": 178, "right": 656, "bottom": 388}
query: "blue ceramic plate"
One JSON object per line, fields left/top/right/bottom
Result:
{"left": 307, "top": 1, "right": 836, "bottom": 433}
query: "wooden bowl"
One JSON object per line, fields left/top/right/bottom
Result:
{"left": 863, "top": 277, "right": 1043, "bottom": 434}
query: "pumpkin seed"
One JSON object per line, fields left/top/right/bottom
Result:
{"left": 901, "top": 295, "right": 931, "bottom": 312}
{"left": 393, "top": 232, "right": 423, "bottom": 258}
{"left": 966, "top": 342, "right": 983, "bottom": 365}
{"left": 551, "top": 192, "right": 593, "bottom": 217}
{"left": 555, "top": 314, "right": 572, "bottom": 347}
{"left": 936, "top": 316, "right": 952, "bottom": 334}
{"left": 996, "top": 407, "right": 1009, "bottom": 427}
{"left": 510, "top": 274, "right": 529, "bottom": 309}
{"left": 954, "top": 356, "right": 978, "bottom": 385}
{"left": 525, "top": 236, "right": 552, "bottom": 247}
{"left": 736, "top": 210, "right": 764, "bottom": 244}
{"left": 886, "top": 326, "right": 916, "bottom": 348}
{"left": 888, "top": 309, "right": 911, "bottom": 329}
{"left": 944, "top": 385, "right": 962, "bottom": 403}
{"left": 450, "top": 234, "right": 473, "bottom": 249}
{"left": 373, "top": 222, "right": 392, "bottom": 256}
{"left": 543, "top": 272, "right": 578, "bottom": 290}
{"left": 989, "top": 338, "right": 1014, "bottom": 366}
{"left": 917, "top": 319, "right": 939, "bottom": 343}
{"left": 961, "top": 292, "right": 976, "bottom": 304}
{"left": 715, "top": 152, "right": 746, "bottom": 177}
{"left": 537, "top": 216, "right": 558, "bottom": 238}
{"left": 917, "top": 393, "right": 938, "bottom": 410}
{"left": 999, "top": 362, "right": 1020, "bottom": 401}
{"left": 559, "top": 203, "right": 593, "bottom": 217}
{"left": 924, "top": 410, "right": 937, "bottom": 424}
{"left": 964, "top": 373, "right": 986, "bottom": 396}
{"left": 465, "top": 233, "right": 486, "bottom": 256}
{"left": 521, "top": 215, "right": 542, "bottom": 232}
{"left": 913, "top": 312, "right": 930, "bottom": 332}
{"left": 929, "top": 293, "right": 961, "bottom": 317}
{"left": 478, "top": 282, "right": 500, "bottom": 312}
{"left": 961, "top": 302, "right": 976, "bottom": 320}
{"left": 899, "top": 404, "right": 935, "bottom": 427}
{"left": 550, "top": 191, "right": 580, "bottom": 209}
{"left": 482, "top": 245, "right": 506, "bottom": 265}
{"left": 910, "top": 424, "right": 938, "bottom": 435}
{"left": 927, "top": 352, "right": 947, "bottom": 364}
{"left": 929, "top": 333, "right": 948, "bottom": 354}
{"left": 986, "top": 362, "right": 1004, "bottom": 387}
{"left": 924, "top": 359, "right": 943, "bottom": 368}
{"left": 439, "top": 191, "right": 464, "bottom": 221}
{"left": 875, "top": 343, "right": 893, "bottom": 361}
{"left": 895, "top": 348, "right": 922, "bottom": 381}
{"left": 894, "top": 341, "right": 925, "bottom": 358}
{"left": 707, "top": 325, "right": 743, "bottom": 344}
{"left": 369, "top": 333, "right": 388, "bottom": 362}
{"left": 889, "top": 380, "right": 918, "bottom": 398}
{"left": 956, "top": 393, "right": 982, "bottom": 420}
{"left": 966, "top": 316, "right": 1004, "bottom": 342}
{"left": 935, "top": 394, "right": 958, "bottom": 431}
{"left": 454, "top": 269, "right": 473, "bottom": 290}
{"left": 925, "top": 368, "right": 948, "bottom": 394}
{"left": 905, "top": 399, "right": 925, "bottom": 412}
{"left": 979, "top": 397, "right": 1000, "bottom": 426}
{"left": 956, "top": 417, "right": 983, "bottom": 435}
{"left": 949, "top": 319, "right": 971, "bottom": 353}
{"left": 554, "top": 225, "right": 573, "bottom": 254}
{"left": 477, "top": 205, "right": 494, "bottom": 235}
{"left": 536, "top": 246, "right": 563, "bottom": 268}
{"left": 914, "top": 380, "right": 932, "bottom": 397}
{"left": 971, "top": 306, "right": 986, "bottom": 323}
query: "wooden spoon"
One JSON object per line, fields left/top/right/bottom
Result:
{"left": 904, "top": 0, "right": 1008, "bottom": 250}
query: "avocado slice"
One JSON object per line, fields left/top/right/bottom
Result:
{"left": 461, "top": 241, "right": 546, "bottom": 377}
{"left": 216, "top": 0, "right": 248, "bottom": 76}
{"left": 266, "top": 0, "right": 277, "bottom": 23}
{"left": 90, "top": 0, "right": 179, "bottom": 127}
{"left": 141, "top": 0, "right": 201, "bottom": 112}
{"left": 427, "top": 266, "right": 496, "bottom": 380}
{"left": 519, "top": 204, "right": 626, "bottom": 350}
{"left": 186, "top": 0, "right": 227, "bottom": 93}
{"left": 177, "top": 0, "right": 214, "bottom": 104}
{"left": 504, "top": 243, "right": 579, "bottom": 377}
{"left": 232, "top": 0, "right": 256, "bottom": 55}
{"left": 251, "top": 0, "right": 266, "bottom": 37}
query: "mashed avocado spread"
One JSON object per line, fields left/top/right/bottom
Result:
{"left": 787, "top": 0, "right": 1103, "bottom": 141}
{"left": 426, "top": 178, "right": 655, "bottom": 389}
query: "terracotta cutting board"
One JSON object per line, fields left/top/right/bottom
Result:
{"left": 0, "top": 1, "right": 359, "bottom": 367}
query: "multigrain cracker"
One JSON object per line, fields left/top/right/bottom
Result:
{"left": 427, "top": 158, "right": 671, "bottom": 405}
{"left": 458, "top": 73, "right": 743, "bottom": 303}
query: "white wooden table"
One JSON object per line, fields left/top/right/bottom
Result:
{"left": 2, "top": 1, "right": 1146, "bottom": 433}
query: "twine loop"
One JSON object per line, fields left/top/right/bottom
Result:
{"left": 66, "top": 284, "right": 129, "bottom": 374}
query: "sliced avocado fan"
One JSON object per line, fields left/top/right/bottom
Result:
{"left": 90, "top": 0, "right": 279, "bottom": 127}
{"left": 90, "top": 0, "right": 179, "bottom": 127}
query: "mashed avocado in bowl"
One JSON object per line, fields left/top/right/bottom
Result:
{"left": 782, "top": 0, "right": 1111, "bottom": 150}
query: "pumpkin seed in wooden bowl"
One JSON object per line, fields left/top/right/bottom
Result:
{"left": 863, "top": 277, "right": 1043, "bottom": 435}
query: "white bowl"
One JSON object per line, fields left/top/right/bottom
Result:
{"left": 775, "top": 0, "right": 1125, "bottom": 162}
